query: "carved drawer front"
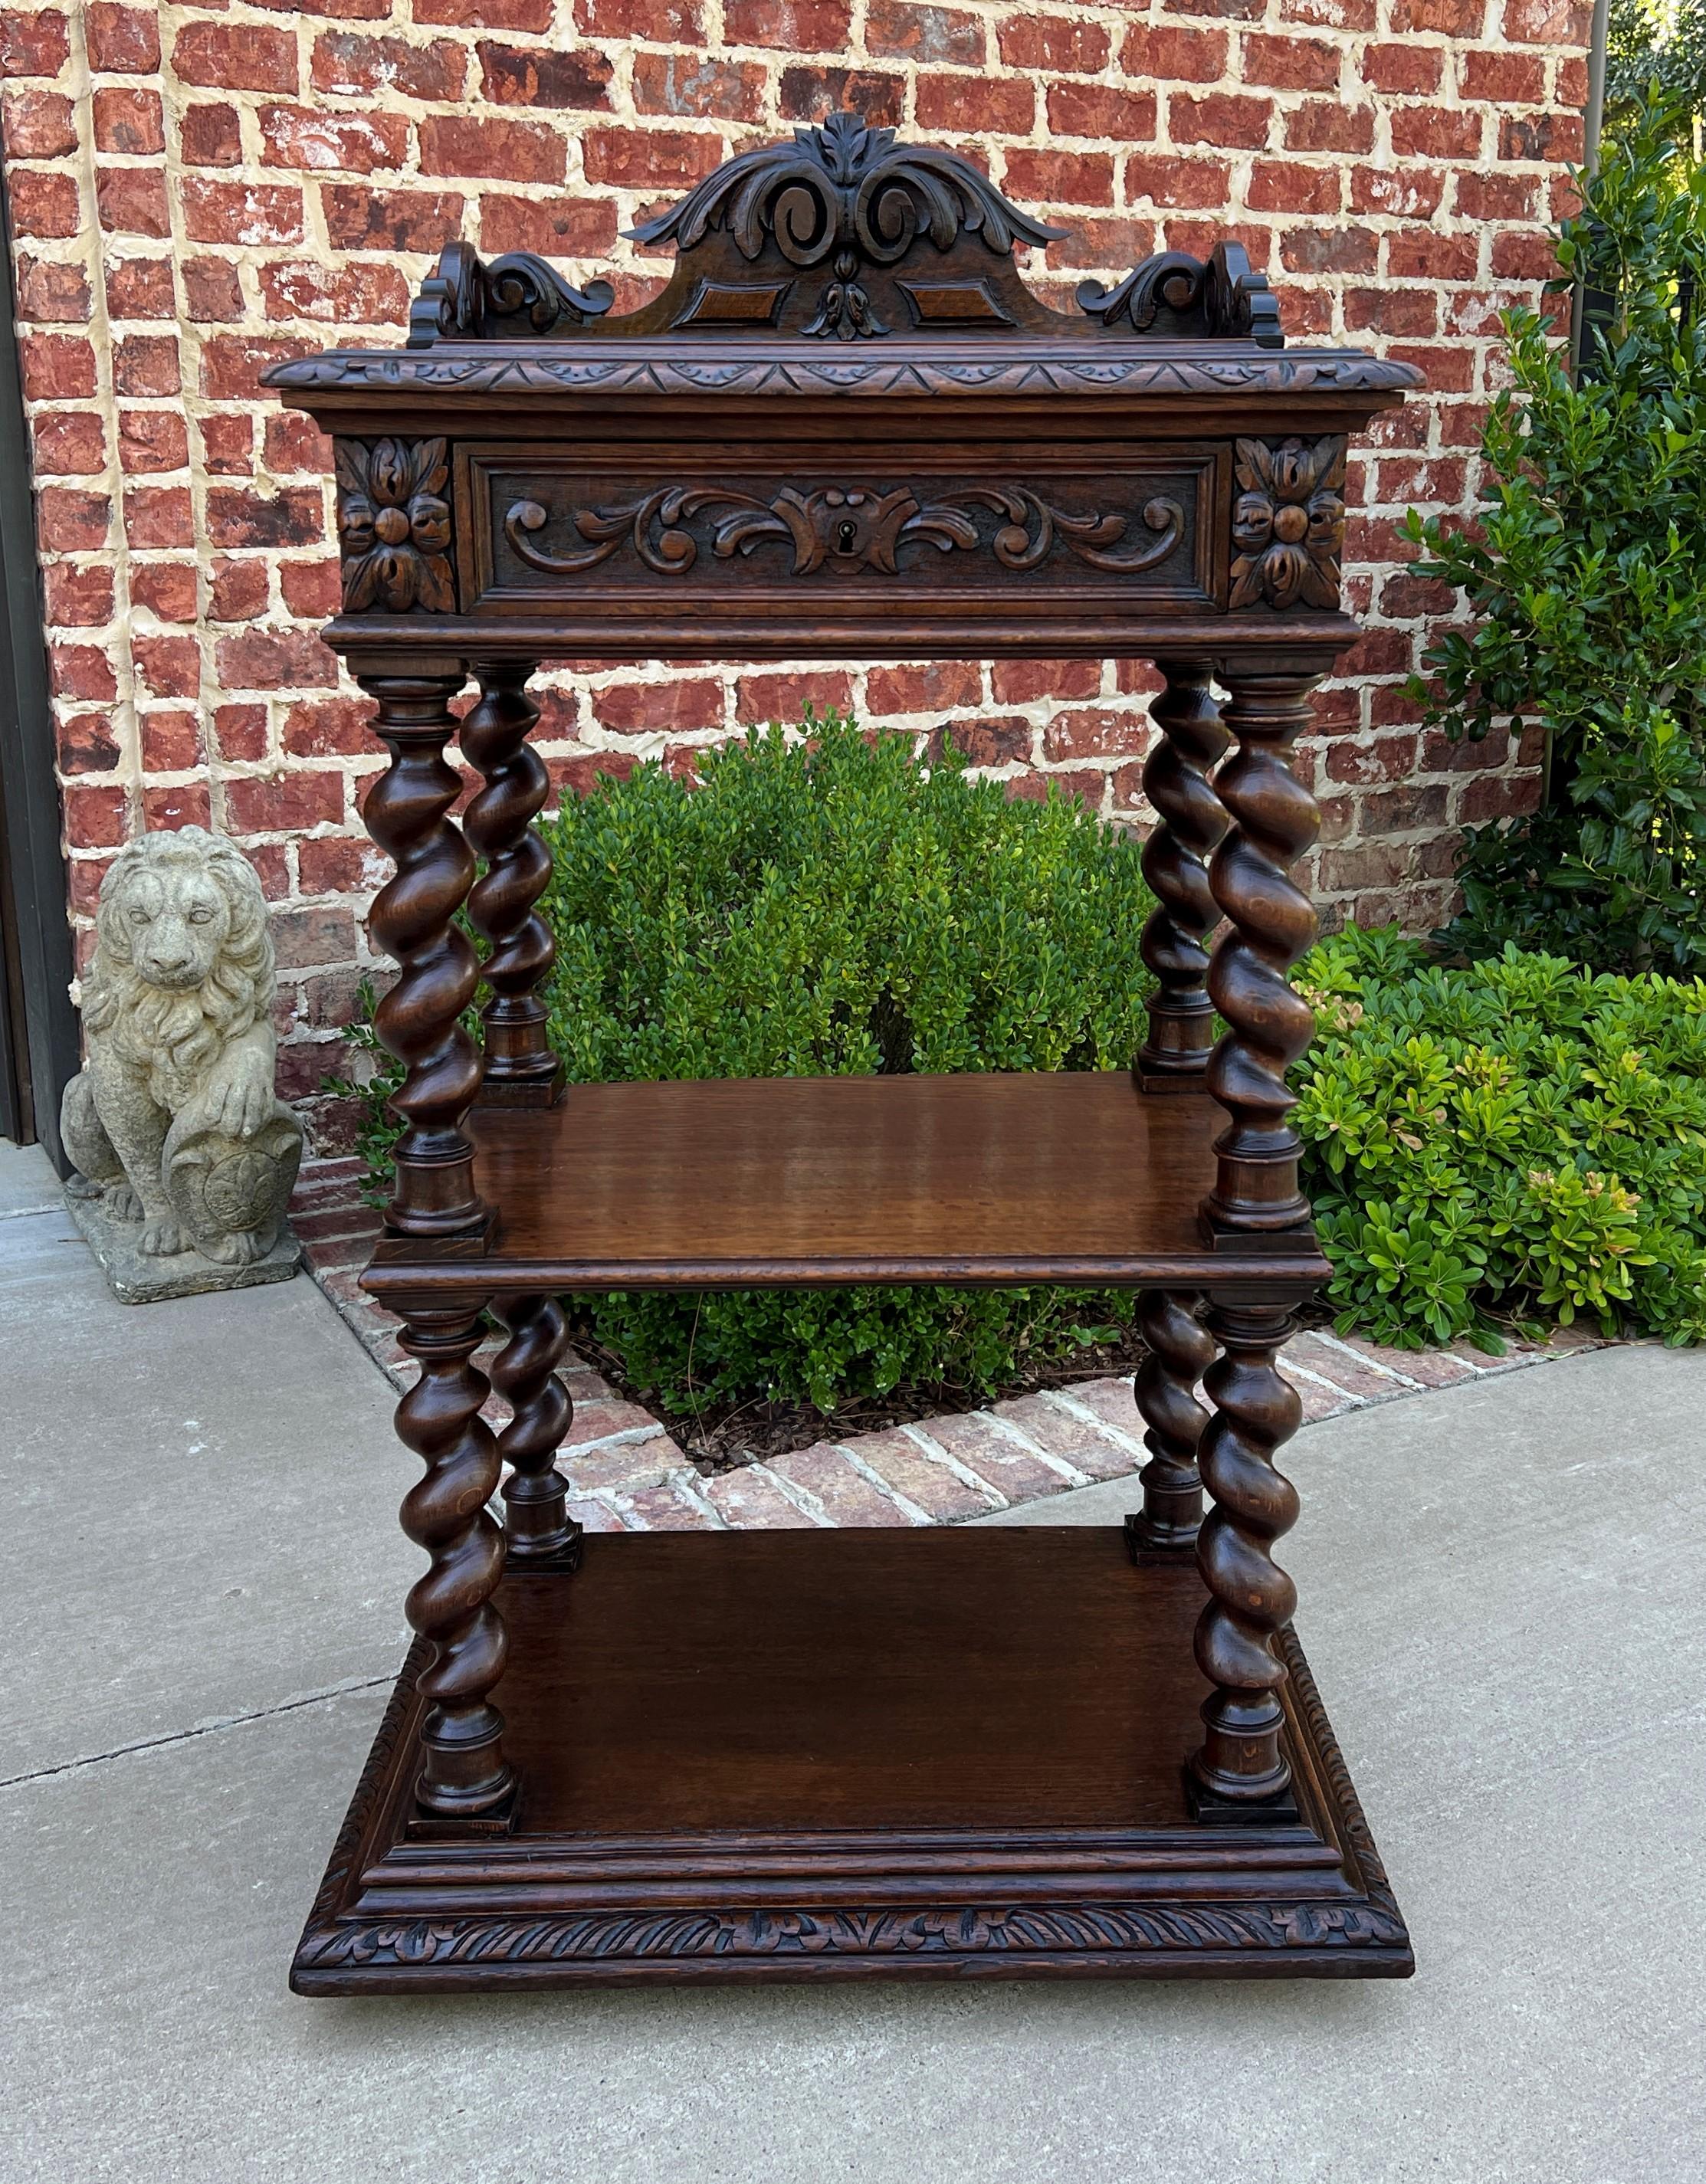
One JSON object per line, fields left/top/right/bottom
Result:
{"left": 458, "top": 446, "right": 1223, "bottom": 618}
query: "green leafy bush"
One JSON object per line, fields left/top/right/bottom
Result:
{"left": 539, "top": 710, "right": 1155, "bottom": 1412}
{"left": 1406, "top": 93, "right": 1706, "bottom": 975}
{"left": 1297, "top": 923, "right": 1706, "bottom": 1349}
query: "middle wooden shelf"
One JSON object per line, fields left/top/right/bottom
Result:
{"left": 363, "top": 1072, "right": 1331, "bottom": 1297}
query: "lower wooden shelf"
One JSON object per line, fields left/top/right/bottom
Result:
{"left": 292, "top": 1529, "right": 1412, "bottom": 1990}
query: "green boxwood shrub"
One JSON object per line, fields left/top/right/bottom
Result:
{"left": 1296, "top": 922, "right": 1706, "bottom": 1349}
{"left": 539, "top": 710, "right": 1156, "bottom": 1414}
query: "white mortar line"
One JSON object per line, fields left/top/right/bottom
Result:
{"left": 897, "top": 1422, "right": 1009, "bottom": 1510}
{"left": 831, "top": 1444, "right": 933, "bottom": 1526}
{"left": 756, "top": 1465, "right": 836, "bottom": 1527}
{"left": 1045, "top": 1388, "right": 1149, "bottom": 1458}
{"left": 969, "top": 1409, "right": 1091, "bottom": 1488}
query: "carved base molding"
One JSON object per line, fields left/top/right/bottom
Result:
{"left": 292, "top": 1531, "right": 1411, "bottom": 1992}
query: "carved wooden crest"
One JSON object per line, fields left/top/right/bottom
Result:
{"left": 385, "top": 110, "right": 1291, "bottom": 350}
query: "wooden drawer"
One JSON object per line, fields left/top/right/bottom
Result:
{"left": 453, "top": 441, "right": 1227, "bottom": 628}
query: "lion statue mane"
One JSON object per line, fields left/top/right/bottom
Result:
{"left": 62, "top": 827, "right": 303, "bottom": 1268}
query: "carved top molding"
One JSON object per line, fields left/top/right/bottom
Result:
{"left": 267, "top": 346, "right": 1423, "bottom": 401}
{"left": 260, "top": 110, "right": 1426, "bottom": 401}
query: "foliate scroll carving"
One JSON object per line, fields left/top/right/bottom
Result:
{"left": 504, "top": 484, "right": 1185, "bottom": 581}
{"left": 1078, "top": 241, "right": 1284, "bottom": 348}
{"left": 407, "top": 239, "right": 614, "bottom": 348}
{"left": 267, "top": 349, "right": 1425, "bottom": 401}
{"left": 629, "top": 110, "right": 1066, "bottom": 343}
{"left": 1229, "top": 436, "right": 1347, "bottom": 612}
{"left": 335, "top": 438, "right": 455, "bottom": 614}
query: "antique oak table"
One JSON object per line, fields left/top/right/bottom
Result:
{"left": 265, "top": 113, "right": 1422, "bottom": 1990}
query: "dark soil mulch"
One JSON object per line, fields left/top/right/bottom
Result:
{"left": 566, "top": 1317, "right": 1155, "bottom": 1475}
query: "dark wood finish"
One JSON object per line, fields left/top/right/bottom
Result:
{"left": 1189, "top": 1302, "right": 1304, "bottom": 1817}
{"left": 393, "top": 1306, "right": 513, "bottom": 1816}
{"left": 261, "top": 113, "right": 1420, "bottom": 1976}
{"left": 1127, "top": 1290, "right": 1213, "bottom": 1550}
{"left": 291, "top": 1530, "right": 1412, "bottom": 1990}
{"left": 463, "top": 661, "right": 563, "bottom": 1106}
{"left": 1137, "top": 663, "right": 1230, "bottom": 1087}
{"left": 362, "top": 1075, "right": 1330, "bottom": 1300}
{"left": 492, "top": 1292, "right": 582, "bottom": 1566}
{"left": 356, "top": 671, "right": 487, "bottom": 1238}
{"left": 1202, "top": 662, "right": 1327, "bottom": 1234}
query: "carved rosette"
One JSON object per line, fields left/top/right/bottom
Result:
{"left": 336, "top": 437, "right": 455, "bottom": 614}
{"left": 1229, "top": 437, "right": 1347, "bottom": 612}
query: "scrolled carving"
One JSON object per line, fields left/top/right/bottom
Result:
{"left": 395, "top": 1307, "right": 513, "bottom": 1818}
{"left": 630, "top": 110, "right": 1066, "bottom": 343}
{"left": 336, "top": 437, "right": 454, "bottom": 615}
{"left": 504, "top": 484, "right": 1184, "bottom": 582}
{"left": 299, "top": 1890, "right": 1406, "bottom": 1973}
{"left": 407, "top": 238, "right": 614, "bottom": 348}
{"left": 266, "top": 349, "right": 1425, "bottom": 401}
{"left": 1137, "top": 663, "right": 1230, "bottom": 1079}
{"left": 1190, "top": 1303, "right": 1303, "bottom": 1809}
{"left": 1229, "top": 436, "right": 1347, "bottom": 612}
{"left": 1079, "top": 241, "right": 1283, "bottom": 348}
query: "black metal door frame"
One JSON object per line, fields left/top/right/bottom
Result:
{"left": 0, "top": 166, "right": 79, "bottom": 1169}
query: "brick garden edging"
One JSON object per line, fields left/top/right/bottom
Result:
{"left": 293, "top": 1156, "right": 1608, "bottom": 1532}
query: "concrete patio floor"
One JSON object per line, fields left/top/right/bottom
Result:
{"left": 4, "top": 1135, "right": 1703, "bottom": 2184}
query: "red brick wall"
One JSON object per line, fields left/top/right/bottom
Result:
{"left": 2, "top": 0, "right": 1587, "bottom": 1140}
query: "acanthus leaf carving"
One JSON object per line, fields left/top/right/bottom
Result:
{"left": 628, "top": 110, "right": 1066, "bottom": 345}
{"left": 1228, "top": 435, "right": 1347, "bottom": 612}
{"left": 1078, "top": 241, "right": 1284, "bottom": 349}
{"left": 503, "top": 484, "right": 1186, "bottom": 582}
{"left": 407, "top": 239, "right": 614, "bottom": 348}
{"left": 336, "top": 436, "right": 457, "bottom": 614}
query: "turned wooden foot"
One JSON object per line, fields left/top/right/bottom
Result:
{"left": 1124, "top": 1289, "right": 1212, "bottom": 1553}
{"left": 494, "top": 1291, "right": 583, "bottom": 1566}
{"left": 395, "top": 1304, "right": 513, "bottom": 1818}
{"left": 1187, "top": 1300, "right": 1301, "bottom": 1821}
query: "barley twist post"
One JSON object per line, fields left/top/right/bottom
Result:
{"left": 494, "top": 1292, "right": 582, "bottom": 1565}
{"left": 1202, "top": 663, "right": 1324, "bottom": 1232}
{"left": 463, "top": 661, "right": 563, "bottom": 1103}
{"left": 1124, "top": 1290, "right": 1213, "bottom": 1553}
{"left": 1188, "top": 1299, "right": 1301, "bottom": 1816}
{"left": 1137, "top": 662, "right": 1230, "bottom": 1087}
{"left": 356, "top": 669, "right": 486, "bottom": 1238}
{"left": 395, "top": 1303, "right": 513, "bottom": 1818}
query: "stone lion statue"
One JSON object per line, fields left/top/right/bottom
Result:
{"left": 61, "top": 828, "right": 302, "bottom": 1267}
